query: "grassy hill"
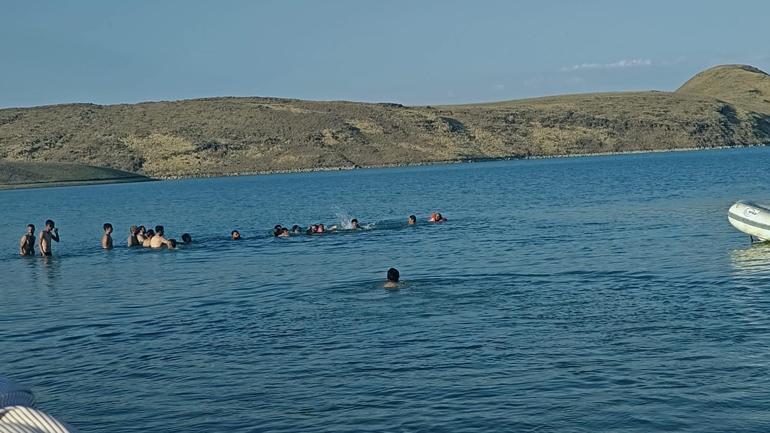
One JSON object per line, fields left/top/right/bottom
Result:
{"left": 1, "top": 64, "right": 769, "bottom": 184}
{"left": 0, "top": 160, "right": 149, "bottom": 189}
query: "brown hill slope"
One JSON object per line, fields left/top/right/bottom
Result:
{"left": 677, "top": 64, "right": 770, "bottom": 114}
{"left": 1, "top": 64, "right": 769, "bottom": 182}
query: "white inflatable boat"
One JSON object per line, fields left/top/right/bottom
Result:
{"left": 728, "top": 200, "right": 770, "bottom": 241}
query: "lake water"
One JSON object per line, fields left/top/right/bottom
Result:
{"left": 2, "top": 147, "right": 770, "bottom": 432}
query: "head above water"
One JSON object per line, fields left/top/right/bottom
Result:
{"left": 45, "top": 219, "right": 55, "bottom": 230}
{"left": 155, "top": 225, "right": 164, "bottom": 236}
{"left": 103, "top": 223, "right": 113, "bottom": 233}
{"left": 387, "top": 268, "right": 400, "bottom": 283}
{"left": 231, "top": 230, "right": 241, "bottom": 240}
{"left": 26, "top": 224, "right": 35, "bottom": 234}
{"left": 408, "top": 215, "right": 416, "bottom": 225}
{"left": 291, "top": 225, "right": 301, "bottom": 233}
{"left": 350, "top": 218, "right": 359, "bottom": 229}
{"left": 130, "top": 225, "right": 138, "bottom": 234}
{"left": 146, "top": 229, "right": 155, "bottom": 238}
{"left": 181, "top": 233, "right": 192, "bottom": 244}
{"left": 168, "top": 239, "right": 177, "bottom": 249}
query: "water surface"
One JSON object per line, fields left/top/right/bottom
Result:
{"left": 2, "top": 148, "right": 770, "bottom": 432}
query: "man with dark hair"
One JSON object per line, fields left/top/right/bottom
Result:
{"left": 39, "top": 219, "right": 60, "bottom": 257}
{"left": 102, "top": 223, "right": 113, "bottom": 249}
{"left": 231, "top": 230, "right": 241, "bottom": 240}
{"left": 167, "top": 239, "right": 177, "bottom": 249}
{"left": 127, "top": 225, "right": 139, "bottom": 247}
{"left": 19, "top": 224, "right": 35, "bottom": 256}
{"left": 350, "top": 219, "right": 360, "bottom": 230}
{"left": 384, "top": 267, "right": 400, "bottom": 289}
{"left": 150, "top": 225, "right": 170, "bottom": 248}
{"left": 181, "top": 233, "right": 192, "bottom": 244}
{"left": 407, "top": 215, "right": 416, "bottom": 225}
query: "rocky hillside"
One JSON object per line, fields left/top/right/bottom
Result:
{"left": 1, "top": 64, "right": 768, "bottom": 181}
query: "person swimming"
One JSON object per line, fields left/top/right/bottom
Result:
{"left": 102, "top": 223, "right": 114, "bottom": 250}
{"left": 350, "top": 219, "right": 360, "bottom": 230}
{"left": 181, "top": 233, "right": 192, "bottom": 244}
{"left": 231, "top": 230, "right": 241, "bottom": 240}
{"left": 291, "top": 225, "right": 302, "bottom": 234}
{"left": 19, "top": 224, "right": 35, "bottom": 256}
{"left": 278, "top": 227, "right": 290, "bottom": 238}
{"left": 429, "top": 212, "right": 447, "bottom": 223}
{"left": 384, "top": 267, "right": 400, "bottom": 289}
{"left": 167, "top": 239, "right": 177, "bottom": 249}
{"left": 273, "top": 225, "right": 284, "bottom": 237}
{"left": 407, "top": 215, "right": 416, "bottom": 225}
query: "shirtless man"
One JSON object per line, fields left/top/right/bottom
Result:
{"left": 127, "top": 225, "right": 139, "bottom": 247}
{"left": 102, "top": 223, "right": 114, "bottom": 249}
{"left": 142, "top": 229, "right": 155, "bottom": 247}
{"left": 150, "top": 225, "right": 171, "bottom": 249}
{"left": 136, "top": 226, "right": 147, "bottom": 244}
{"left": 407, "top": 215, "right": 417, "bottom": 225}
{"left": 39, "top": 219, "right": 60, "bottom": 257}
{"left": 384, "top": 268, "right": 400, "bottom": 289}
{"left": 19, "top": 224, "right": 35, "bottom": 256}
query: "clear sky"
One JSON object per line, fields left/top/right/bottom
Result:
{"left": 1, "top": 0, "right": 769, "bottom": 108}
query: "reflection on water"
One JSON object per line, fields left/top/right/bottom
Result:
{"left": 730, "top": 242, "right": 770, "bottom": 275}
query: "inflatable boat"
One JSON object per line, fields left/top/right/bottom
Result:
{"left": 728, "top": 200, "right": 770, "bottom": 241}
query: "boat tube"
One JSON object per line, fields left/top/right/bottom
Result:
{"left": 728, "top": 200, "right": 770, "bottom": 241}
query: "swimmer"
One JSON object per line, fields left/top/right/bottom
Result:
{"left": 102, "top": 223, "right": 114, "bottom": 250}
{"left": 384, "top": 267, "right": 400, "bottom": 289}
{"left": 291, "top": 225, "right": 302, "bottom": 234}
{"left": 127, "top": 225, "right": 139, "bottom": 247}
{"left": 429, "top": 212, "right": 447, "bottom": 223}
{"left": 350, "top": 219, "right": 360, "bottom": 230}
{"left": 150, "top": 225, "right": 170, "bottom": 248}
{"left": 142, "top": 229, "right": 155, "bottom": 247}
{"left": 407, "top": 215, "right": 416, "bottom": 225}
{"left": 315, "top": 224, "right": 325, "bottom": 234}
{"left": 181, "top": 233, "right": 192, "bottom": 244}
{"left": 278, "top": 228, "right": 290, "bottom": 238}
{"left": 19, "top": 224, "right": 35, "bottom": 256}
{"left": 39, "top": 219, "right": 60, "bottom": 257}
{"left": 273, "top": 225, "right": 283, "bottom": 237}
{"left": 167, "top": 239, "right": 177, "bottom": 249}
{"left": 231, "top": 230, "right": 241, "bottom": 240}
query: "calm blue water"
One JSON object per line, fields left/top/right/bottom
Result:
{"left": 2, "top": 148, "right": 770, "bottom": 432}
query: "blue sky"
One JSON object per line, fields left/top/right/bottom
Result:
{"left": 1, "top": 0, "right": 768, "bottom": 108}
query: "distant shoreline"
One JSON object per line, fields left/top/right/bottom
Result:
{"left": 1, "top": 144, "right": 766, "bottom": 191}
{"left": 0, "top": 176, "right": 153, "bottom": 191}
{"left": 155, "top": 143, "right": 766, "bottom": 180}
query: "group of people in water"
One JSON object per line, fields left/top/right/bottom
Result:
{"left": 19, "top": 213, "right": 447, "bottom": 256}
{"left": 18, "top": 212, "right": 446, "bottom": 288}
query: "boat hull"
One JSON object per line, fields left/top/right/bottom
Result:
{"left": 728, "top": 201, "right": 770, "bottom": 241}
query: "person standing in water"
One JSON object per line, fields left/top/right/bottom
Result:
{"left": 39, "top": 219, "right": 60, "bottom": 257}
{"left": 19, "top": 224, "right": 35, "bottom": 256}
{"left": 384, "top": 268, "right": 400, "bottom": 289}
{"left": 150, "top": 225, "right": 171, "bottom": 249}
{"left": 102, "top": 223, "right": 114, "bottom": 249}
{"left": 127, "top": 225, "right": 139, "bottom": 247}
